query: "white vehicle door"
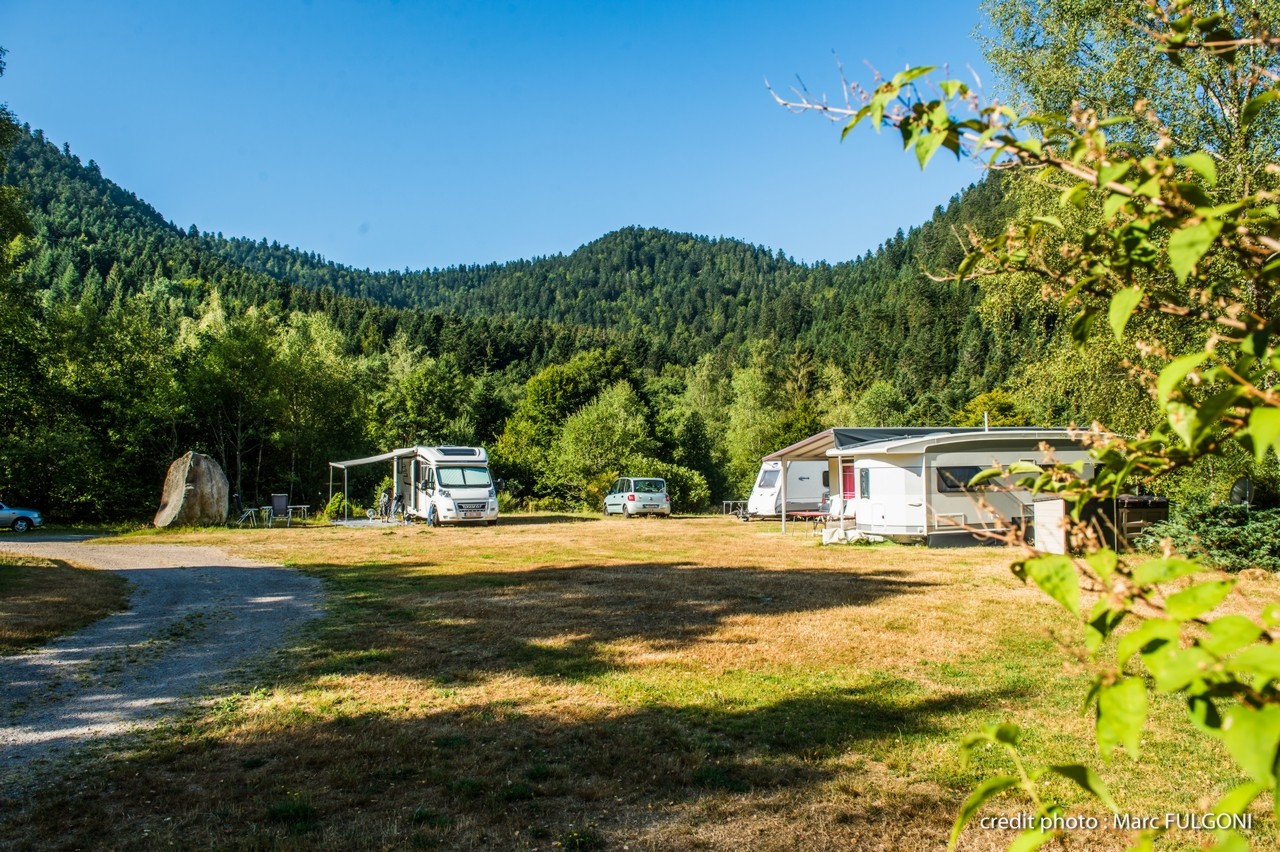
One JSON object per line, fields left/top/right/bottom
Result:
{"left": 604, "top": 479, "right": 625, "bottom": 513}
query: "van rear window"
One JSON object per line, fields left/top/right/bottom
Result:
{"left": 632, "top": 479, "right": 665, "bottom": 493}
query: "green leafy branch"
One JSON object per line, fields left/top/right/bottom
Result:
{"left": 781, "top": 12, "right": 1280, "bottom": 850}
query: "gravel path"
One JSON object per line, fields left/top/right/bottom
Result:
{"left": 0, "top": 538, "right": 323, "bottom": 796}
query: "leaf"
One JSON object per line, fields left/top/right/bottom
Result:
{"left": 1199, "top": 614, "right": 1263, "bottom": 657}
{"left": 1086, "top": 549, "right": 1118, "bottom": 583}
{"left": 1226, "top": 644, "right": 1280, "bottom": 686}
{"left": 1167, "top": 219, "right": 1223, "bottom": 283}
{"left": 1097, "top": 677, "right": 1147, "bottom": 760}
{"left": 949, "top": 775, "right": 1021, "bottom": 850}
{"left": 1032, "top": 215, "right": 1063, "bottom": 229}
{"left": 1061, "top": 181, "right": 1090, "bottom": 209}
{"left": 1132, "top": 557, "right": 1202, "bottom": 587}
{"left": 1249, "top": 407, "right": 1280, "bottom": 464}
{"left": 1176, "top": 152, "right": 1218, "bottom": 185}
{"left": 1008, "top": 829, "right": 1053, "bottom": 852}
{"left": 1242, "top": 90, "right": 1280, "bottom": 129}
{"left": 1188, "top": 695, "right": 1223, "bottom": 735}
{"left": 1218, "top": 704, "right": 1280, "bottom": 785}
{"left": 1047, "top": 764, "right": 1120, "bottom": 812}
{"left": 991, "top": 722, "right": 1021, "bottom": 745}
{"left": 1209, "top": 831, "right": 1251, "bottom": 852}
{"left": 1108, "top": 286, "right": 1144, "bottom": 340}
{"left": 968, "top": 467, "right": 1006, "bottom": 486}
{"left": 1147, "top": 646, "right": 1215, "bottom": 692}
{"left": 1024, "top": 554, "right": 1081, "bottom": 615}
{"left": 1085, "top": 600, "right": 1124, "bottom": 654}
{"left": 1097, "top": 162, "right": 1131, "bottom": 186}
{"left": 915, "top": 131, "right": 947, "bottom": 169}
{"left": 1165, "top": 579, "right": 1234, "bottom": 621}
{"left": 1157, "top": 352, "right": 1209, "bottom": 405}
{"left": 891, "top": 65, "right": 936, "bottom": 86}
{"left": 1213, "top": 780, "right": 1268, "bottom": 815}
{"left": 1103, "top": 191, "right": 1130, "bottom": 221}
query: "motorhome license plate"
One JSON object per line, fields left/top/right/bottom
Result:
{"left": 462, "top": 511, "right": 481, "bottom": 518}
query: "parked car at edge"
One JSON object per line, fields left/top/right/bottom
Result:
{"left": 0, "top": 501, "right": 43, "bottom": 532}
{"left": 603, "top": 477, "right": 671, "bottom": 518}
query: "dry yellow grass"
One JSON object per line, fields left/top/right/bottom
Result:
{"left": 1, "top": 515, "right": 1274, "bottom": 850}
{"left": 0, "top": 552, "right": 130, "bottom": 654}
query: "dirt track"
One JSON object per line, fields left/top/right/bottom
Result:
{"left": 0, "top": 537, "right": 323, "bottom": 797}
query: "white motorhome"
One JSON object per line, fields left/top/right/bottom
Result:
{"left": 329, "top": 445, "right": 499, "bottom": 525}
{"left": 746, "top": 459, "right": 829, "bottom": 517}
{"left": 829, "top": 429, "right": 1094, "bottom": 545}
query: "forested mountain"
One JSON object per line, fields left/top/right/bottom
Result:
{"left": 207, "top": 174, "right": 1022, "bottom": 399}
{"left": 0, "top": 116, "right": 1061, "bottom": 521}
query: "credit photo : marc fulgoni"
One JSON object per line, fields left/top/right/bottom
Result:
{"left": 978, "top": 813, "right": 1255, "bottom": 832}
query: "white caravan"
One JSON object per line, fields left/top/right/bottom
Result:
{"left": 829, "top": 429, "right": 1095, "bottom": 545}
{"left": 329, "top": 445, "right": 499, "bottom": 525}
{"left": 746, "top": 459, "right": 829, "bottom": 518}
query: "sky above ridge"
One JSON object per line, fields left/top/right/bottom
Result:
{"left": 0, "top": 0, "right": 995, "bottom": 271}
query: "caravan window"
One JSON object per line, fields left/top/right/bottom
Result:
{"left": 757, "top": 469, "right": 779, "bottom": 489}
{"left": 437, "top": 466, "right": 493, "bottom": 488}
{"left": 937, "top": 466, "right": 988, "bottom": 493}
{"left": 858, "top": 467, "right": 871, "bottom": 499}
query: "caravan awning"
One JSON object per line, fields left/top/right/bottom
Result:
{"left": 762, "top": 427, "right": 1002, "bottom": 463}
{"left": 825, "top": 428, "right": 1095, "bottom": 458}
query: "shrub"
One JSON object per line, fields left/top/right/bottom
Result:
{"left": 1138, "top": 505, "right": 1280, "bottom": 573}
{"left": 316, "top": 492, "right": 347, "bottom": 522}
{"left": 631, "top": 458, "right": 711, "bottom": 513}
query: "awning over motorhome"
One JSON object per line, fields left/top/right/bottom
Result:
{"left": 329, "top": 447, "right": 420, "bottom": 470}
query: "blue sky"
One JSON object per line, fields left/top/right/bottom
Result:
{"left": 0, "top": 1, "right": 994, "bottom": 271}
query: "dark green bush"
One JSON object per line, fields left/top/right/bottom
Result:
{"left": 1137, "top": 505, "right": 1280, "bottom": 573}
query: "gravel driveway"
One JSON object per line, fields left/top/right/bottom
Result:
{"left": 0, "top": 537, "right": 323, "bottom": 797}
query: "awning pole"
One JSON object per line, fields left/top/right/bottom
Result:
{"left": 781, "top": 459, "right": 789, "bottom": 534}
{"left": 343, "top": 469, "right": 349, "bottom": 520}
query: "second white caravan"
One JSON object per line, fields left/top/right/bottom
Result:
{"left": 746, "top": 459, "right": 829, "bottom": 518}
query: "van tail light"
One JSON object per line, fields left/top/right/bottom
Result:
{"left": 627, "top": 494, "right": 636, "bottom": 501}
{"left": 663, "top": 495, "right": 669, "bottom": 501}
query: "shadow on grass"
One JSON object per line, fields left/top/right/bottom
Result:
{"left": 490, "top": 513, "right": 602, "bottom": 527}
{"left": 299, "top": 559, "right": 938, "bottom": 684}
{"left": 3, "top": 675, "right": 1018, "bottom": 849}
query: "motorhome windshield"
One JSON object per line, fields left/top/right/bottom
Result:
{"left": 437, "top": 466, "right": 493, "bottom": 488}
{"left": 756, "top": 469, "right": 779, "bottom": 489}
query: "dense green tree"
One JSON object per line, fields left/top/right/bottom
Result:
{"left": 981, "top": 0, "right": 1280, "bottom": 189}
{"left": 550, "top": 381, "right": 658, "bottom": 506}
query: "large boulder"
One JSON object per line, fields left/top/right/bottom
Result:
{"left": 153, "top": 451, "right": 229, "bottom": 528}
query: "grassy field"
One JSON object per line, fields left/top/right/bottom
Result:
{"left": 0, "top": 553, "right": 130, "bottom": 654}
{"left": 0, "top": 515, "right": 1273, "bottom": 850}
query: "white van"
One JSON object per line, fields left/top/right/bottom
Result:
{"left": 402, "top": 446, "right": 499, "bottom": 525}
{"left": 746, "top": 460, "right": 829, "bottom": 518}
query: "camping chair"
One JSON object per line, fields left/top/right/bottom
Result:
{"left": 233, "top": 493, "right": 256, "bottom": 527}
{"left": 270, "top": 493, "right": 289, "bottom": 527}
